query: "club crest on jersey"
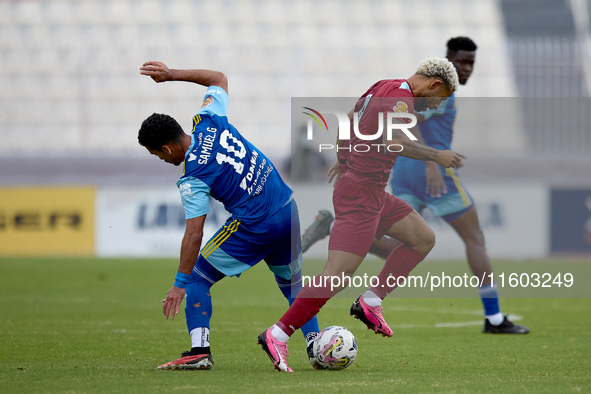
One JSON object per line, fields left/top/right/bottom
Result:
{"left": 394, "top": 101, "right": 408, "bottom": 113}
{"left": 201, "top": 96, "right": 214, "bottom": 108}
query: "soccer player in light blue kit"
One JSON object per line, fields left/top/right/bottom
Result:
{"left": 302, "top": 37, "right": 528, "bottom": 334}
{"left": 138, "top": 61, "right": 320, "bottom": 370}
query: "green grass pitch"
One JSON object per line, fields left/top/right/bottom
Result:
{"left": 1, "top": 257, "right": 590, "bottom": 393}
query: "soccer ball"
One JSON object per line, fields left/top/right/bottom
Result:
{"left": 313, "top": 326, "right": 358, "bottom": 370}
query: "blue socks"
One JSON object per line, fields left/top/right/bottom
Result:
{"left": 478, "top": 283, "right": 504, "bottom": 325}
{"left": 185, "top": 276, "right": 214, "bottom": 332}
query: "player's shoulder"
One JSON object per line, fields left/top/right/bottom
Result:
{"left": 191, "top": 108, "right": 228, "bottom": 134}
{"left": 365, "top": 79, "right": 414, "bottom": 101}
{"left": 368, "top": 79, "right": 413, "bottom": 98}
{"left": 201, "top": 86, "right": 228, "bottom": 104}
{"left": 197, "top": 85, "right": 229, "bottom": 119}
{"left": 384, "top": 79, "right": 412, "bottom": 95}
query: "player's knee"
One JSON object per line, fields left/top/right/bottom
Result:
{"left": 416, "top": 227, "right": 436, "bottom": 256}
{"left": 472, "top": 227, "right": 485, "bottom": 244}
{"left": 460, "top": 225, "right": 485, "bottom": 247}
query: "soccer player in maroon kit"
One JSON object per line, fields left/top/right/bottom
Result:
{"left": 258, "top": 58, "right": 463, "bottom": 372}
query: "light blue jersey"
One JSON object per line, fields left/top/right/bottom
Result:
{"left": 177, "top": 86, "right": 292, "bottom": 223}
{"left": 391, "top": 93, "right": 473, "bottom": 221}
{"left": 416, "top": 94, "right": 457, "bottom": 151}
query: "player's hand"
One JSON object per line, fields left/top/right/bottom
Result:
{"left": 140, "top": 61, "right": 173, "bottom": 83}
{"left": 455, "top": 153, "right": 467, "bottom": 169}
{"left": 425, "top": 161, "right": 447, "bottom": 198}
{"left": 162, "top": 286, "right": 186, "bottom": 320}
{"left": 327, "top": 160, "right": 342, "bottom": 186}
{"left": 434, "top": 150, "right": 462, "bottom": 169}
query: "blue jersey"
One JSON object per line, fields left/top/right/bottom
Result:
{"left": 416, "top": 93, "right": 456, "bottom": 150}
{"left": 391, "top": 93, "right": 473, "bottom": 218}
{"left": 393, "top": 93, "right": 456, "bottom": 171}
{"left": 177, "top": 86, "right": 292, "bottom": 222}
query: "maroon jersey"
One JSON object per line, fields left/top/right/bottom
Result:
{"left": 340, "top": 79, "right": 415, "bottom": 188}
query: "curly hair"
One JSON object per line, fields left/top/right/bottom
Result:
{"left": 447, "top": 36, "right": 477, "bottom": 52}
{"left": 415, "top": 57, "right": 459, "bottom": 92}
{"left": 138, "top": 113, "right": 185, "bottom": 151}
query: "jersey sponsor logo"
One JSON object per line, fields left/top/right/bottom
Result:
{"left": 179, "top": 182, "right": 192, "bottom": 198}
{"left": 239, "top": 150, "right": 259, "bottom": 190}
{"left": 394, "top": 101, "right": 408, "bottom": 113}
{"left": 201, "top": 96, "right": 214, "bottom": 108}
{"left": 238, "top": 150, "right": 269, "bottom": 195}
{"left": 205, "top": 88, "right": 223, "bottom": 95}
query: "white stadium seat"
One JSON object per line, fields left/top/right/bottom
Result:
{"left": 0, "top": 0, "right": 515, "bottom": 155}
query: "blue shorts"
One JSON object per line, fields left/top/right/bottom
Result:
{"left": 391, "top": 158, "right": 473, "bottom": 223}
{"left": 192, "top": 198, "right": 302, "bottom": 282}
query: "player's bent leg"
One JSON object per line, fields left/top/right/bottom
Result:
{"left": 320, "top": 249, "right": 366, "bottom": 292}
{"left": 257, "top": 328, "right": 293, "bottom": 372}
{"left": 261, "top": 249, "right": 365, "bottom": 369}
{"left": 260, "top": 184, "right": 379, "bottom": 370}
{"left": 369, "top": 236, "right": 402, "bottom": 260}
{"left": 274, "top": 272, "right": 321, "bottom": 335}
{"left": 157, "top": 256, "right": 226, "bottom": 370}
{"left": 317, "top": 250, "right": 392, "bottom": 338}
{"left": 446, "top": 206, "right": 529, "bottom": 334}
{"left": 350, "top": 295, "right": 393, "bottom": 338}
{"left": 446, "top": 206, "right": 491, "bottom": 282}
{"left": 274, "top": 272, "right": 322, "bottom": 368}
{"left": 261, "top": 198, "right": 325, "bottom": 370}
{"left": 385, "top": 210, "right": 436, "bottom": 257}
{"left": 351, "top": 211, "right": 435, "bottom": 337}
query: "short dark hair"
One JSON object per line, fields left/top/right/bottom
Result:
{"left": 447, "top": 36, "right": 477, "bottom": 52}
{"left": 138, "top": 113, "right": 185, "bottom": 151}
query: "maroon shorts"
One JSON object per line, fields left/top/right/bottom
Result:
{"left": 328, "top": 175, "right": 413, "bottom": 256}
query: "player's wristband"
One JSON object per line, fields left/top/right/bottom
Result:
{"left": 174, "top": 271, "right": 191, "bottom": 289}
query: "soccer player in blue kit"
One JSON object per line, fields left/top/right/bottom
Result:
{"left": 138, "top": 61, "right": 320, "bottom": 370}
{"left": 302, "top": 37, "right": 529, "bottom": 334}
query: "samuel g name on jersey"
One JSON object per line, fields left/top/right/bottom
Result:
{"left": 177, "top": 86, "right": 291, "bottom": 223}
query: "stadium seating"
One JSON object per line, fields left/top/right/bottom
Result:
{"left": 0, "top": 0, "right": 522, "bottom": 156}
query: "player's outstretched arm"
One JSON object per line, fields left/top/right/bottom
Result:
{"left": 140, "top": 61, "right": 228, "bottom": 93}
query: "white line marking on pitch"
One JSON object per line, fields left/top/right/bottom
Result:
{"left": 384, "top": 306, "right": 524, "bottom": 329}
{"left": 387, "top": 305, "right": 483, "bottom": 315}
